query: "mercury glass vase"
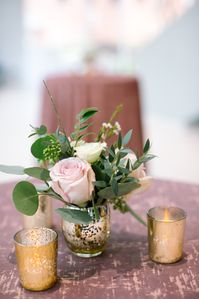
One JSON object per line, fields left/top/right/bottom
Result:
{"left": 62, "top": 204, "right": 110, "bottom": 257}
{"left": 22, "top": 195, "right": 52, "bottom": 229}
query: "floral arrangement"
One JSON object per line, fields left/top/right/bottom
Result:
{"left": 0, "top": 86, "right": 154, "bottom": 226}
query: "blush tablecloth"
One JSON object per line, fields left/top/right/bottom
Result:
{"left": 0, "top": 179, "right": 199, "bottom": 299}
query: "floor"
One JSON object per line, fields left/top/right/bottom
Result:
{"left": 0, "top": 85, "right": 198, "bottom": 185}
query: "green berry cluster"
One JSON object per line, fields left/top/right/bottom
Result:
{"left": 43, "top": 138, "right": 61, "bottom": 163}
{"left": 111, "top": 197, "right": 128, "bottom": 213}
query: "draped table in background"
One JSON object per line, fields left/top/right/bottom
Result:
{"left": 0, "top": 179, "right": 199, "bottom": 299}
{"left": 41, "top": 75, "right": 143, "bottom": 154}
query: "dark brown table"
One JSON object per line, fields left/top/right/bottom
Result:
{"left": 0, "top": 179, "right": 199, "bottom": 299}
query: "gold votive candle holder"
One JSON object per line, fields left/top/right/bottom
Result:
{"left": 22, "top": 195, "right": 53, "bottom": 229}
{"left": 147, "top": 206, "right": 186, "bottom": 264}
{"left": 14, "top": 227, "right": 58, "bottom": 291}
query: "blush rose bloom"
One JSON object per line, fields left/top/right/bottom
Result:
{"left": 121, "top": 152, "right": 152, "bottom": 199}
{"left": 49, "top": 157, "right": 95, "bottom": 205}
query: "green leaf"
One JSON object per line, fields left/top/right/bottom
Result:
{"left": 79, "top": 123, "right": 93, "bottom": 132}
{"left": 92, "top": 164, "right": 106, "bottom": 181}
{"left": 98, "top": 181, "right": 140, "bottom": 199}
{"left": 111, "top": 144, "right": 116, "bottom": 154}
{"left": 60, "top": 143, "right": 71, "bottom": 155}
{"left": 93, "top": 166, "right": 107, "bottom": 182}
{"left": 102, "top": 160, "right": 113, "bottom": 177}
{"left": 143, "top": 139, "right": 150, "bottom": 154}
{"left": 94, "top": 181, "right": 107, "bottom": 188}
{"left": 28, "top": 124, "right": 47, "bottom": 137}
{"left": 111, "top": 178, "right": 118, "bottom": 196}
{"left": 123, "top": 176, "right": 139, "bottom": 183}
{"left": 116, "top": 152, "right": 122, "bottom": 166}
{"left": 12, "top": 181, "right": 39, "bottom": 216}
{"left": 58, "top": 135, "right": 67, "bottom": 144}
{"left": 118, "top": 166, "right": 130, "bottom": 175}
{"left": 37, "top": 125, "right": 47, "bottom": 135}
{"left": 119, "top": 152, "right": 128, "bottom": 159}
{"left": 55, "top": 127, "right": 69, "bottom": 145}
{"left": 122, "top": 129, "right": 133, "bottom": 145}
{"left": 24, "top": 167, "right": 51, "bottom": 181}
{"left": 92, "top": 197, "right": 100, "bottom": 221}
{"left": 132, "top": 154, "right": 156, "bottom": 170}
{"left": 126, "top": 159, "right": 132, "bottom": 171}
{"left": 0, "top": 165, "right": 25, "bottom": 175}
{"left": 114, "top": 175, "right": 123, "bottom": 181}
{"left": 28, "top": 133, "right": 37, "bottom": 138}
{"left": 56, "top": 207, "right": 92, "bottom": 224}
{"left": 118, "top": 132, "right": 122, "bottom": 149}
{"left": 63, "top": 135, "right": 71, "bottom": 148}
{"left": 76, "top": 132, "right": 95, "bottom": 141}
{"left": 70, "top": 132, "right": 76, "bottom": 139}
{"left": 31, "top": 136, "right": 52, "bottom": 159}
{"left": 108, "top": 148, "right": 115, "bottom": 162}
{"left": 120, "top": 148, "right": 132, "bottom": 154}
{"left": 124, "top": 203, "right": 147, "bottom": 226}
{"left": 79, "top": 107, "right": 99, "bottom": 123}
{"left": 143, "top": 154, "right": 156, "bottom": 162}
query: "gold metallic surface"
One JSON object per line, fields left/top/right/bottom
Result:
{"left": 62, "top": 205, "right": 110, "bottom": 257}
{"left": 14, "top": 228, "right": 57, "bottom": 291}
{"left": 147, "top": 207, "right": 186, "bottom": 264}
{"left": 22, "top": 195, "right": 52, "bottom": 229}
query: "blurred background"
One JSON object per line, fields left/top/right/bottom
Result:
{"left": 0, "top": 0, "right": 198, "bottom": 184}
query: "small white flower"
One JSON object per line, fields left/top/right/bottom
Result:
{"left": 113, "top": 129, "right": 119, "bottom": 135}
{"left": 101, "top": 133, "right": 106, "bottom": 140}
{"left": 115, "top": 121, "right": 121, "bottom": 131}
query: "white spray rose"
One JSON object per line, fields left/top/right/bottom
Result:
{"left": 70, "top": 140, "right": 85, "bottom": 148}
{"left": 75, "top": 142, "right": 106, "bottom": 163}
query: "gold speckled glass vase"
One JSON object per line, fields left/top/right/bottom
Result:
{"left": 62, "top": 204, "right": 110, "bottom": 258}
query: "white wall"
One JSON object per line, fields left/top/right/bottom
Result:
{"left": 0, "top": 0, "right": 23, "bottom": 82}
{"left": 134, "top": 2, "right": 199, "bottom": 122}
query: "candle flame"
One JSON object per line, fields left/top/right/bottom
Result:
{"left": 164, "top": 208, "right": 170, "bottom": 221}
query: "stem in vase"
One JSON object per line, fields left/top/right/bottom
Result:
{"left": 125, "top": 203, "right": 147, "bottom": 227}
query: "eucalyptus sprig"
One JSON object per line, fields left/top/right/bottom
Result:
{"left": 71, "top": 107, "right": 99, "bottom": 144}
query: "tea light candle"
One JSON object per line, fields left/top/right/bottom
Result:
{"left": 14, "top": 227, "right": 58, "bottom": 291}
{"left": 147, "top": 207, "right": 186, "bottom": 263}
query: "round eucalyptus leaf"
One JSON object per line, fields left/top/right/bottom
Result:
{"left": 12, "top": 181, "right": 39, "bottom": 216}
{"left": 37, "top": 125, "right": 47, "bottom": 135}
{"left": 0, "top": 165, "right": 24, "bottom": 175}
{"left": 56, "top": 208, "right": 92, "bottom": 224}
{"left": 24, "top": 167, "right": 51, "bottom": 181}
{"left": 31, "top": 136, "right": 52, "bottom": 159}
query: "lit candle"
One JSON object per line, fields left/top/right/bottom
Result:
{"left": 147, "top": 207, "right": 186, "bottom": 263}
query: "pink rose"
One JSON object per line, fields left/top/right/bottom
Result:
{"left": 49, "top": 158, "right": 95, "bottom": 205}
{"left": 122, "top": 153, "right": 152, "bottom": 198}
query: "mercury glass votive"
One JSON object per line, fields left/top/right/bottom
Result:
{"left": 147, "top": 207, "right": 186, "bottom": 264}
{"left": 22, "top": 195, "right": 53, "bottom": 229}
{"left": 14, "top": 227, "right": 58, "bottom": 291}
